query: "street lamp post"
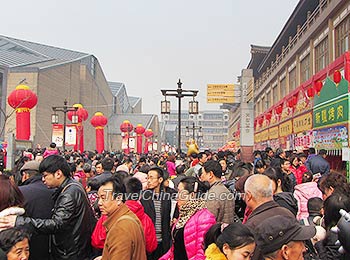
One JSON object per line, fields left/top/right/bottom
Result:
{"left": 161, "top": 79, "right": 199, "bottom": 154}
{"left": 185, "top": 122, "right": 203, "bottom": 143}
{"left": 51, "top": 100, "right": 78, "bottom": 152}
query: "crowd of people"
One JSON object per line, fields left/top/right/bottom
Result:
{"left": 0, "top": 142, "right": 349, "bottom": 260}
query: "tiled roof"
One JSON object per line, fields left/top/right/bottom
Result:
{"left": 0, "top": 35, "right": 90, "bottom": 68}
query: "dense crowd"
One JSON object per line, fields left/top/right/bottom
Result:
{"left": 0, "top": 143, "right": 349, "bottom": 260}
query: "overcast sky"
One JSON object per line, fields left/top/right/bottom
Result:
{"left": 1, "top": 0, "right": 299, "bottom": 115}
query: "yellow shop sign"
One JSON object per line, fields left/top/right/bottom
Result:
{"left": 279, "top": 120, "right": 293, "bottom": 137}
{"left": 293, "top": 113, "right": 312, "bottom": 133}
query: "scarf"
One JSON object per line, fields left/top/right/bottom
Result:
{"left": 176, "top": 199, "right": 206, "bottom": 229}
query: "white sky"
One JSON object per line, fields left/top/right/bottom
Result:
{"left": 1, "top": 0, "right": 299, "bottom": 115}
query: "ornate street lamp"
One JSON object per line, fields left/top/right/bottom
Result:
{"left": 51, "top": 100, "right": 78, "bottom": 152}
{"left": 160, "top": 79, "right": 199, "bottom": 154}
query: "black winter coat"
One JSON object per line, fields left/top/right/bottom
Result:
{"left": 140, "top": 189, "right": 173, "bottom": 254}
{"left": 19, "top": 175, "right": 55, "bottom": 260}
{"left": 16, "top": 178, "right": 96, "bottom": 260}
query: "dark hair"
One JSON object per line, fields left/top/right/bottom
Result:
{"left": 100, "top": 176, "right": 126, "bottom": 200}
{"left": 87, "top": 178, "right": 100, "bottom": 191}
{"left": 289, "top": 154, "right": 299, "bottom": 165}
{"left": 0, "top": 227, "right": 30, "bottom": 254}
{"left": 309, "top": 147, "right": 316, "bottom": 154}
{"left": 323, "top": 193, "right": 350, "bottom": 229}
{"left": 298, "top": 153, "right": 307, "bottom": 159}
{"left": 0, "top": 175, "right": 24, "bottom": 212}
{"left": 204, "top": 223, "right": 255, "bottom": 251}
{"left": 101, "top": 157, "right": 115, "bottom": 172}
{"left": 39, "top": 155, "right": 71, "bottom": 177}
{"left": 114, "top": 170, "right": 129, "bottom": 182}
{"left": 264, "top": 167, "right": 292, "bottom": 192}
{"left": 203, "top": 160, "right": 222, "bottom": 178}
{"left": 319, "top": 172, "right": 349, "bottom": 195}
{"left": 265, "top": 147, "right": 273, "bottom": 153}
{"left": 139, "top": 164, "right": 150, "bottom": 174}
{"left": 179, "top": 176, "right": 208, "bottom": 197}
{"left": 255, "top": 160, "right": 266, "bottom": 169}
{"left": 175, "top": 164, "right": 186, "bottom": 175}
{"left": 149, "top": 166, "right": 164, "bottom": 179}
{"left": 302, "top": 172, "right": 313, "bottom": 183}
{"left": 307, "top": 197, "right": 323, "bottom": 214}
{"left": 319, "top": 149, "right": 327, "bottom": 156}
{"left": 198, "top": 152, "right": 206, "bottom": 160}
{"left": 124, "top": 177, "right": 142, "bottom": 199}
{"left": 49, "top": 142, "right": 56, "bottom": 149}
{"left": 275, "top": 148, "right": 284, "bottom": 157}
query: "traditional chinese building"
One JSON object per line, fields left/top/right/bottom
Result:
{"left": 233, "top": 0, "right": 350, "bottom": 171}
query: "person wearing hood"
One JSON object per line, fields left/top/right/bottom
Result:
{"left": 264, "top": 167, "right": 298, "bottom": 216}
{"left": 293, "top": 172, "right": 323, "bottom": 220}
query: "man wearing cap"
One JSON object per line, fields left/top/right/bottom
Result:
{"left": 19, "top": 160, "right": 55, "bottom": 260}
{"left": 255, "top": 215, "right": 316, "bottom": 260}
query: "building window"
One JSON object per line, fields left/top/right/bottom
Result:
{"left": 315, "top": 37, "right": 329, "bottom": 72}
{"left": 272, "top": 84, "right": 278, "bottom": 105}
{"left": 335, "top": 16, "right": 350, "bottom": 58}
{"left": 280, "top": 77, "right": 286, "bottom": 100}
{"left": 262, "top": 96, "right": 266, "bottom": 111}
{"left": 289, "top": 68, "right": 297, "bottom": 91}
{"left": 300, "top": 54, "right": 310, "bottom": 83}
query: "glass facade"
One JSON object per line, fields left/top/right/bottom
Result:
{"left": 335, "top": 16, "right": 349, "bottom": 58}
{"left": 315, "top": 37, "right": 329, "bottom": 72}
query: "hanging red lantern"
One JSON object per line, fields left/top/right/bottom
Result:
{"left": 144, "top": 129, "right": 154, "bottom": 154}
{"left": 7, "top": 84, "right": 38, "bottom": 140}
{"left": 67, "top": 104, "right": 89, "bottom": 152}
{"left": 90, "top": 112, "right": 108, "bottom": 153}
{"left": 258, "top": 117, "right": 264, "bottom": 126}
{"left": 314, "top": 81, "right": 323, "bottom": 94}
{"left": 265, "top": 112, "right": 272, "bottom": 121}
{"left": 334, "top": 70, "right": 341, "bottom": 84}
{"left": 120, "top": 120, "right": 134, "bottom": 133}
{"left": 67, "top": 104, "right": 89, "bottom": 123}
{"left": 134, "top": 124, "right": 145, "bottom": 154}
{"left": 307, "top": 86, "right": 315, "bottom": 99}
{"left": 275, "top": 105, "right": 283, "bottom": 115}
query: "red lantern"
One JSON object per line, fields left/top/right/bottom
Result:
{"left": 307, "top": 86, "right": 315, "bottom": 99}
{"left": 265, "top": 112, "right": 272, "bottom": 121}
{"left": 275, "top": 105, "right": 283, "bottom": 115}
{"left": 67, "top": 104, "right": 88, "bottom": 123}
{"left": 120, "top": 120, "right": 134, "bottom": 154}
{"left": 144, "top": 129, "right": 154, "bottom": 154}
{"left": 7, "top": 84, "right": 38, "bottom": 140}
{"left": 67, "top": 104, "right": 89, "bottom": 152}
{"left": 134, "top": 124, "right": 145, "bottom": 154}
{"left": 314, "top": 81, "right": 323, "bottom": 94}
{"left": 90, "top": 112, "right": 108, "bottom": 153}
{"left": 334, "top": 70, "right": 341, "bottom": 84}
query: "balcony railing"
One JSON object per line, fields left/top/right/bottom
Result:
{"left": 255, "top": 0, "right": 330, "bottom": 92}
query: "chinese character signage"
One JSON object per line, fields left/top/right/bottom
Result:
{"left": 312, "top": 125, "right": 348, "bottom": 150}
{"left": 313, "top": 96, "right": 348, "bottom": 128}
{"left": 293, "top": 113, "right": 312, "bottom": 133}
{"left": 294, "top": 131, "right": 313, "bottom": 151}
{"left": 261, "top": 130, "right": 269, "bottom": 141}
{"left": 269, "top": 126, "right": 279, "bottom": 139}
{"left": 279, "top": 120, "right": 293, "bottom": 137}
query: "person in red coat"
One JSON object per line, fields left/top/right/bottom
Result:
{"left": 124, "top": 177, "right": 157, "bottom": 254}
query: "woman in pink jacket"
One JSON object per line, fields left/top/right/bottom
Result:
{"left": 160, "top": 177, "right": 216, "bottom": 260}
{"left": 293, "top": 171, "right": 323, "bottom": 220}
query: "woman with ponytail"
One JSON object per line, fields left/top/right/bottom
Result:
{"left": 204, "top": 223, "right": 255, "bottom": 260}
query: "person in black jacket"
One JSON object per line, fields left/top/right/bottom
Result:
{"left": 0, "top": 155, "right": 96, "bottom": 260}
{"left": 141, "top": 166, "right": 174, "bottom": 260}
{"left": 19, "top": 160, "right": 55, "bottom": 260}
